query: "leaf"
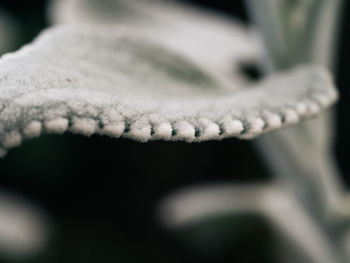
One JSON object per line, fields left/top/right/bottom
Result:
{"left": 50, "top": 0, "right": 260, "bottom": 87}
{"left": 0, "top": 26, "right": 337, "bottom": 156}
{"left": 157, "top": 184, "right": 342, "bottom": 263}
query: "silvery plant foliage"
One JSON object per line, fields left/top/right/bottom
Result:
{"left": 0, "top": 0, "right": 347, "bottom": 262}
{"left": 0, "top": 13, "right": 52, "bottom": 263}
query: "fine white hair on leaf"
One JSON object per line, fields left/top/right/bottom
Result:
{"left": 44, "top": 118, "right": 69, "bottom": 134}
{"left": 2, "top": 131, "right": 22, "bottom": 149}
{"left": 50, "top": 0, "right": 260, "bottom": 88}
{"left": 196, "top": 118, "right": 221, "bottom": 140}
{"left": 280, "top": 108, "right": 300, "bottom": 125}
{"left": 296, "top": 102, "right": 309, "bottom": 115}
{"left": 126, "top": 118, "right": 152, "bottom": 142}
{"left": 99, "top": 123, "right": 125, "bottom": 137}
{"left": 220, "top": 117, "right": 244, "bottom": 136}
{"left": 261, "top": 112, "right": 282, "bottom": 131}
{"left": 0, "top": 24, "right": 337, "bottom": 155}
{"left": 70, "top": 118, "right": 98, "bottom": 136}
{"left": 152, "top": 122, "right": 173, "bottom": 140}
{"left": 172, "top": 121, "right": 196, "bottom": 142}
{"left": 240, "top": 117, "right": 265, "bottom": 139}
{"left": 307, "top": 101, "right": 322, "bottom": 116}
{"left": 22, "top": 121, "right": 42, "bottom": 139}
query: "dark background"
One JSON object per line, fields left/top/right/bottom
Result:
{"left": 0, "top": 0, "right": 349, "bottom": 262}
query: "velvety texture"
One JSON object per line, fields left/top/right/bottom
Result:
{"left": 0, "top": 24, "right": 337, "bottom": 156}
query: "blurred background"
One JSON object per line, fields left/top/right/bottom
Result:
{"left": 0, "top": 0, "right": 349, "bottom": 262}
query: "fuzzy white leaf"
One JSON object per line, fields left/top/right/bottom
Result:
{"left": 0, "top": 25, "right": 337, "bottom": 155}
{"left": 50, "top": 0, "right": 260, "bottom": 88}
{"left": 157, "top": 184, "right": 342, "bottom": 263}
